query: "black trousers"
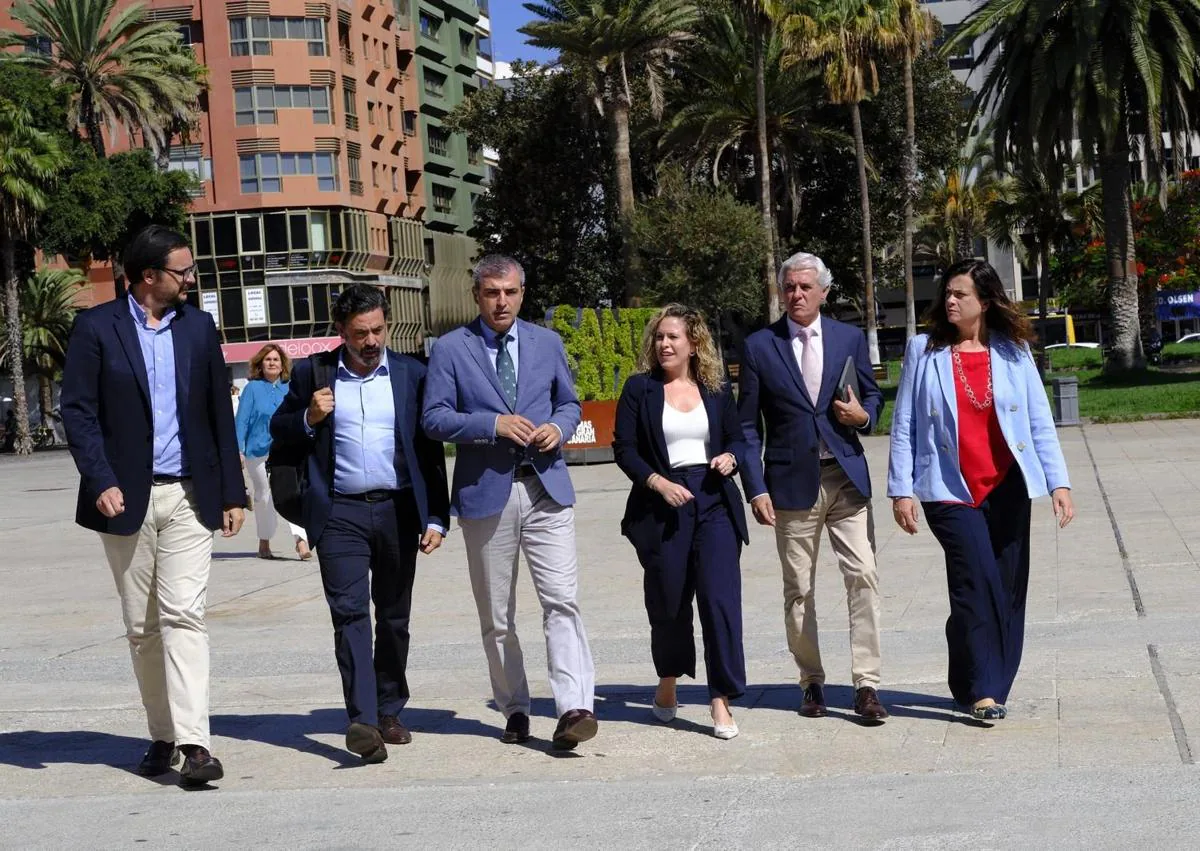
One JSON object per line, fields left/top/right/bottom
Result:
{"left": 317, "top": 489, "right": 420, "bottom": 726}
{"left": 922, "top": 464, "right": 1031, "bottom": 706}
{"left": 635, "top": 466, "right": 746, "bottom": 700}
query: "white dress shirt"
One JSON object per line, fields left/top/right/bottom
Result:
{"left": 787, "top": 314, "right": 834, "bottom": 460}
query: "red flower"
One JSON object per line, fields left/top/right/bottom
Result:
{"left": 1137, "top": 262, "right": 1147, "bottom": 275}
{"left": 1160, "top": 273, "right": 1171, "bottom": 284}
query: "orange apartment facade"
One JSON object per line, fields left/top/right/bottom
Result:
{"left": 1, "top": 0, "right": 491, "bottom": 371}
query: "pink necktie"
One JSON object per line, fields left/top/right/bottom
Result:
{"left": 799, "top": 326, "right": 820, "bottom": 404}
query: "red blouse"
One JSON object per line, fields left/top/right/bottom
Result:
{"left": 954, "top": 349, "right": 1013, "bottom": 506}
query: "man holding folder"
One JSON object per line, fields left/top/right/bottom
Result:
{"left": 737, "top": 251, "right": 889, "bottom": 723}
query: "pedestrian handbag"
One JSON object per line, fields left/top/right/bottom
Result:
{"left": 268, "top": 354, "right": 334, "bottom": 526}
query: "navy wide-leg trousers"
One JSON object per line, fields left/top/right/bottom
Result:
{"left": 922, "top": 465, "right": 1031, "bottom": 707}
{"left": 635, "top": 466, "right": 745, "bottom": 700}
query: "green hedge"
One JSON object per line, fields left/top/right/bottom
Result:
{"left": 549, "top": 306, "right": 660, "bottom": 400}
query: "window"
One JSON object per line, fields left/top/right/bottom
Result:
{"left": 371, "top": 162, "right": 379, "bottom": 188}
{"left": 367, "top": 100, "right": 376, "bottom": 126}
{"left": 22, "top": 35, "right": 52, "bottom": 55}
{"left": 177, "top": 23, "right": 195, "bottom": 47}
{"left": 432, "top": 184, "right": 454, "bottom": 214}
{"left": 386, "top": 104, "right": 395, "bottom": 130}
{"left": 419, "top": 13, "right": 441, "bottom": 38}
{"left": 167, "top": 147, "right": 212, "bottom": 197}
{"left": 478, "top": 35, "right": 493, "bottom": 60}
{"left": 403, "top": 110, "right": 417, "bottom": 136}
{"left": 229, "top": 16, "right": 326, "bottom": 57}
{"left": 235, "top": 86, "right": 332, "bottom": 125}
{"left": 428, "top": 125, "right": 449, "bottom": 156}
{"left": 423, "top": 69, "right": 446, "bottom": 98}
{"left": 460, "top": 31, "right": 474, "bottom": 55}
{"left": 392, "top": 166, "right": 399, "bottom": 192}
{"left": 343, "top": 83, "right": 358, "bottom": 129}
{"left": 348, "top": 154, "right": 361, "bottom": 182}
{"left": 240, "top": 153, "right": 338, "bottom": 193}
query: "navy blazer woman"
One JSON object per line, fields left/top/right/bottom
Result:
{"left": 613, "top": 372, "right": 750, "bottom": 551}
{"left": 613, "top": 370, "right": 751, "bottom": 702}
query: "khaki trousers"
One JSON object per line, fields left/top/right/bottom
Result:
{"left": 458, "top": 476, "right": 595, "bottom": 719}
{"left": 100, "top": 481, "right": 214, "bottom": 748}
{"left": 774, "top": 463, "right": 882, "bottom": 688}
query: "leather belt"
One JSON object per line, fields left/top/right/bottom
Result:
{"left": 513, "top": 465, "right": 538, "bottom": 479}
{"left": 151, "top": 474, "right": 190, "bottom": 485}
{"left": 338, "top": 489, "right": 395, "bottom": 503}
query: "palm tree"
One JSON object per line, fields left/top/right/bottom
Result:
{"left": 986, "top": 154, "right": 1078, "bottom": 369}
{"left": 0, "top": 100, "right": 67, "bottom": 456}
{"left": 949, "top": 0, "right": 1200, "bottom": 374}
{"left": 783, "top": 0, "right": 903, "bottom": 364}
{"left": 0, "top": 0, "right": 202, "bottom": 158}
{"left": 729, "top": 0, "right": 788, "bottom": 320}
{"left": 0, "top": 267, "right": 83, "bottom": 427}
{"left": 895, "top": 0, "right": 935, "bottom": 340}
{"left": 140, "top": 41, "right": 208, "bottom": 170}
{"left": 521, "top": 0, "right": 700, "bottom": 305}
{"left": 659, "top": 12, "right": 850, "bottom": 245}
{"left": 916, "top": 131, "right": 1000, "bottom": 268}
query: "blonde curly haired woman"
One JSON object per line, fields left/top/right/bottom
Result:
{"left": 612, "top": 304, "right": 753, "bottom": 740}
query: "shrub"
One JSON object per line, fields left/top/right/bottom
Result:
{"left": 549, "top": 305, "right": 660, "bottom": 400}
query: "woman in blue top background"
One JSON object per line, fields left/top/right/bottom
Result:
{"left": 236, "top": 344, "right": 311, "bottom": 560}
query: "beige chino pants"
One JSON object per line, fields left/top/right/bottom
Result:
{"left": 100, "top": 481, "right": 214, "bottom": 749}
{"left": 774, "top": 463, "right": 882, "bottom": 689}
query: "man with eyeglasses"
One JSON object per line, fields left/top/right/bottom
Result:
{"left": 61, "top": 224, "right": 246, "bottom": 787}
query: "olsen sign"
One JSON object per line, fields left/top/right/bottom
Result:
{"left": 221, "top": 336, "right": 341, "bottom": 364}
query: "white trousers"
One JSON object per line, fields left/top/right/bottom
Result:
{"left": 245, "top": 455, "right": 307, "bottom": 543}
{"left": 100, "top": 481, "right": 213, "bottom": 749}
{"left": 458, "top": 476, "right": 595, "bottom": 719}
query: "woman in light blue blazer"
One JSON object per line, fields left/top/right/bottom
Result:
{"left": 887, "top": 259, "right": 1075, "bottom": 721}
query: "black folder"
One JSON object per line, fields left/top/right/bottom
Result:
{"left": 836, "top": 355, "right": 860, "bottom": 403}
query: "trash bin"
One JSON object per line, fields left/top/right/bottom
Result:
{"left": 1050, "top": 375, "right": 1081, "bottom": 426}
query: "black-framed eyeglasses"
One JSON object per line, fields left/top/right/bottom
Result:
{"left": 157, "top": 264, "right": 198, "bottom": 281}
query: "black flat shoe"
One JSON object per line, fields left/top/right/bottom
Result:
{"left": 136, "top": 740, "right": 179, "bottom": 776}
{"left": 178, "top": 746, "right": 224, "bottom": 786}
{"left": 970, "top": 703, "right": 1007, "bottom": 720}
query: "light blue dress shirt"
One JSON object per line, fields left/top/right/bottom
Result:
{"left": 331, "top": 353, "right": 399, "bottom": 495}
{"left": 310, "top": 350, "right": 444, "bottom": 535}
{"left": 129, "top": 295, "right": 187, "bottom": 477}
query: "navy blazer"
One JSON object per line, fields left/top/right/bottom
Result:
{"left": 269, "top": 347, "right": 450, "bottom": 546}
{"left": 61, "top": 297, "right": 245, "bottom": 535}
{"left": 613, "top": 372, "right": 751, "bottom": 552}
{"left": 737, "top": 316, "right": 883, "bottom": 511}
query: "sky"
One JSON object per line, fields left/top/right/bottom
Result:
{"left": 488, "top": 2, "right": 557, "bottom": 66}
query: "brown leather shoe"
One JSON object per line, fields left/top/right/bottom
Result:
{"left": 501, "top": 712, "right": 531, "bottom": 744}
{"left": 800, "top": 683, "right": 827, "bottom": 718}
{"left": 854, "top": 686, "right": 889, "bottom": 723}
{"left": 178, "top": 745, "right": 224, "bottom": 786}
{"left": 346, "top": 722, "right": 388, "bottom": 763}
{"left": 551, "top": 708, "right": 598, "bottom": 750}
{"left": 379, "top": 714, "right": 412, "bottom": 745}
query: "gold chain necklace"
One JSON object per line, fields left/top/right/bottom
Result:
{"left": 952, "top": 346, "right": 993, "bottom": 410}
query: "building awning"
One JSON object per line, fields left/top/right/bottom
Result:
{"left": 1157, "top": 290, "right": 1200, "bottom": 321}
{"left": 221, "top": 336, "right": 341, "bottom": 364}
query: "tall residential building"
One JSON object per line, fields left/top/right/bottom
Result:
{"left": 0, "top": 0, "right": 490, "bottom": 373}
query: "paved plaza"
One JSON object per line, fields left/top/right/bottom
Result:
{"left": 2, "top": 421, "right": 1200, "bottom": 848}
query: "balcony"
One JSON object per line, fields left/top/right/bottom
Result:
{"left": 350, "top": 179, "right": 364, "bottom": 196}
{"left": 341, "top": 46, "right": 355, "bottom": 65}
{"left": 346, "top": 114, "right": 360, "bottom": 131}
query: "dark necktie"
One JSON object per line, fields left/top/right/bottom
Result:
{"left": 496, "top": 332, "right": 517, "bottom": 408}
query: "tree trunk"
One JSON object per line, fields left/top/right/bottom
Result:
{"left": 1098, "top": 150, "right": 1145, "bottom": 373}
{"left": 37, "top": 372, "right": 54, "bottom": 426}
{"left": 850, "top": 102, "right": 880, "bottom": 365}
{"left": 1, "top": 233, "right": 32, "bottom": 455}
{"left": 753, "top": 28, "right": 779, "bottom": 323}
{"left": 610, "top": 100, "right": 639, "bottom": 306}
{"left": 81, "top": 89, "right": 106, "bottom": 159}
{"left": 1037, "top": 239, "right": 1051, "bottom": 374}
{"left": 902, "top": 48, "right": 917, "bottom": 341}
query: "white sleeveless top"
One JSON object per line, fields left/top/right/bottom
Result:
{"left": 662, "top": 402, "right": 710, "bottom": 468}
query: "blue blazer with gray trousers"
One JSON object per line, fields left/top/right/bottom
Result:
{"left": 421, "top": 318, "right": 582, "bottom": 519}
{"left": 886, "top": 333, "right": 1071, "bottom": 503}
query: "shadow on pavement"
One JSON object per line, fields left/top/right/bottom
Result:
{"left": 0, "top": 729, "right": 154, "bottom": 772}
